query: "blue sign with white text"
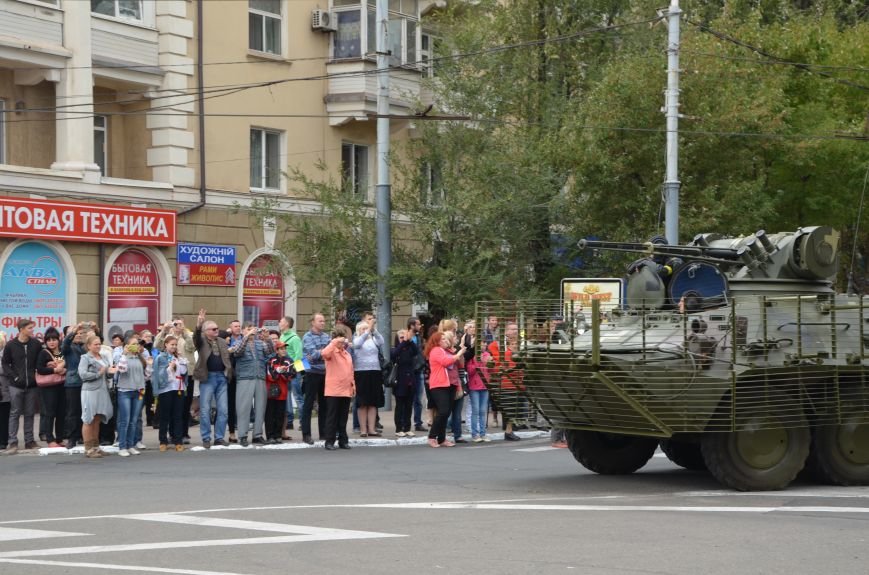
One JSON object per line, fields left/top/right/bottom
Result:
{"left": 176, "top": 243, "right": 236, "bottom": 286}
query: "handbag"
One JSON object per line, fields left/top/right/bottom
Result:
{"left": 36, "top": 352, "right": 66, "bottom": 387}
{"left": 412, "top": 351, "right": 426, "bottom": 372}
{"left": 35, "top": 372, "right": 65, "bottom": 387}
{"left": 384, "top": 363, "right": 399, "bottom": 388}
{"left": 375, "top": 342, "right": 393, "bottom": 383}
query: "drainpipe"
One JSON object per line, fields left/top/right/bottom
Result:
{"left": 98, "top": 243, "right": 105, "bottom": 333}
{"left": 178, "top": 0, "right": 206, "bottom": 216}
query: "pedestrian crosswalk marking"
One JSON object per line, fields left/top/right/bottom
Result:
{"left": 0, "top": 526, "right": 87, "bottom": 543}
{"left": 0, "top": 513, "right": 404, "bottom": 560}
{"left": 0, "top": 558, "right": 247, "bottom": 575}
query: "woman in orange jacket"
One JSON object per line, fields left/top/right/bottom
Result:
{"left": 424, "top": 331, "right": 466, "bottom": 448}
{"left": 321, "top": 328, "right": 355, "bottom": 450}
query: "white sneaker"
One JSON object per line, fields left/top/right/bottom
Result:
{"left": 406, "top": 431, "right": 415, "bottom": 437}
{"left": 396, "top": 431, "right": 406, "bottom": 438}
{"left": 473, "top": 437, "right": 484, "bottom": 443}
{"left": 128, "top": 447, "right": 140, "bottom": 455}
{"left": 135, "top": 442, "right": 147, "bottom": 450}
{"left": 482, "top": 436, "right": 491, "bottom": 442}
{"left": 118, "top": 449, "right": 130, "bottom": 457}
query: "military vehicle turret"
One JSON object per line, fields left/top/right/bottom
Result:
{"left": 479, "top": 227, "right": 869, "bottom": 490}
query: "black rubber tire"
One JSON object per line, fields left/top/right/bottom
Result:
{"left": 807, "top": 416, "right": 869, "bottom": 486}
{"left": 566, "top": 430, "right": 658, "bottom": 475}
{"left": 701, "top": 426, "right": 810, "bottom": 491}
{"left": 660, "top": 439, "right": 707, "bottom": 471}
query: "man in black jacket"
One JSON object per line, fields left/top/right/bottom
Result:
{"left": 2, "top": 319, "right": 43, "bottom": 454}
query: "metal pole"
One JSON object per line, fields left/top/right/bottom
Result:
{"left": 664, "top": 0, "right": 681, "bottom": 244}
{"left": 375, "top": 0, "right": 392, "bottom": 409}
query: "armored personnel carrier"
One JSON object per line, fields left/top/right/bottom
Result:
{"left": 479, "top": 226, "right": 868, "bottom": 490}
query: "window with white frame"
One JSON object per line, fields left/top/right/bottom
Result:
{"left": 91, "top": 0, "right": 143, "bottom": 21}
{"left": 94, "top": 115, "right": 107, "bottom": 176}
{"left": 332, "top": 0, "right": 419, "bottom": 66}
{"left": 341, "top": 142, "right": 369, "bottom": 198}
{"left": 420, "top": 32, "right": 437, "bottom": 77}
{"left": 249, "top": 0, "right": 282, "bottom": 55}
{"left": 250, "top": 128, "right": 282, "bottom": 191}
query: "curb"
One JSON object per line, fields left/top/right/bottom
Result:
{"left": 37, "top": 431, "right": 550, "bottom": 456}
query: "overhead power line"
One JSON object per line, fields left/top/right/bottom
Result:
{"left": 680, "top": 50, "right": 869, "bottom": 73}
{"left": 3, "top": 108, "right": 864, "bottom": 142}
{"left": 683, "top": 17, "right": 869, "bottom": 92}
{"left": 6, "top": 16, "right": 662, "bottom": 111}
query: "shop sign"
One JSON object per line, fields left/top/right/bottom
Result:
{"left": 0, "top": 197, "right": 176, "bottom": 246}
{"left": 561, "top": 278, "right": 623, "bottom": 310}
{"left": 106, "top": 249, "right": 160, "bottom": 337}
{"left": 177, "top": 243, "right": 236, "bottom": 286}
{"left": 0, "top": 242, "right": 67, "bottom": 336}
{"left": 242, "top": 255, "right": 284, "bottom": 325}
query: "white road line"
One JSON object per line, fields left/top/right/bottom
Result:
{"left": 512, "top": 446, "right": 559, "bottom": 452}
{"left": 0, "top": 526, "right": 88, "bottom": 542}
{"left": 0, "top": 529, "right": 405, "bottom": 560}
{"left": 0, "top": 558, "right": 251, "bottom": 575}
{"left": 676, "top": 488, "right": 869, "bottom": 499}
{"left": 122, "top": 513, "right": 390, "bottom": 537}
{"left": 352, "top": 502, "right": 869, "bottom": 514}
{"left": 3, "top": 491, "right": 868, "bottom": 529}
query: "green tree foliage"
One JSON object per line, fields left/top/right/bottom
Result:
{"left": 258, "top": 0, "right": 869, "bottom": 315}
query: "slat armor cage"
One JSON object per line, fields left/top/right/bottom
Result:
{"left": 476, "top": 296, "right": 869, "bottom": 439}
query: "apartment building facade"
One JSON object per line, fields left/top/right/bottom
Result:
{"left": 0, "top": 0, "right": 433, "bottom": 337}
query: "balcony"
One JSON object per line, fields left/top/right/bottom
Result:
{"left": 91, "top": 9, "right": 163, "bottom": 90}
{"left": 0, "top": 0, "right": 67, "bottom": 75}
{"left": 325, "top": 60, "right": 423, "bottom": 127}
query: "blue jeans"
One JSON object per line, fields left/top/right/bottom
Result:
{"left": 412, "top": 371, "right": 424, "bottom": 427}
{"left": 286, "top": 374, "right": 303, "bottom": 425}
{"left": 199, "top": 372, "right": 228, "bottom": 442}
{"left": 447, "top": 393, "right": 465, "bottom": 439}
{"left": 469, "top": 389, "right": 489, "bottom": 438}
{"left": 116, "top": 390, "right": 143, "bottom": 450}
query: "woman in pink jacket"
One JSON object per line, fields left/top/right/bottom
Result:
{"left": 424, "top": 331, "right": 466, "bottom": 448}
{"left": 321, "top": 328, "right": 355, "bottom": 451}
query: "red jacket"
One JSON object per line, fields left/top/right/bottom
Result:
{"left": 266, "top": 356, "right": 295, "bottom": 401}
{"left": 487, "top": 341, "right": 524, "bottom": 391}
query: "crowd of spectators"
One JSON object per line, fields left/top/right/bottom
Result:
{"left": 1, "top": 311, "right": 541, "bottom": 457}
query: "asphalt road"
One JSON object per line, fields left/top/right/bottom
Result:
{"left": 1, "top": 438, "right": 867, "bottom": 575}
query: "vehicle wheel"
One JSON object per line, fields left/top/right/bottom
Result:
{"left": 660, "top": 439, "right": 706, "bottom": 471}
{"left": 807, "top": 413, "right": 869, "bottom": 486}
{"left": 566, "top": 430, "right": 658, "bottom": 475}
{"left": 701, "top": 422, "right": 810, "bottom": 491}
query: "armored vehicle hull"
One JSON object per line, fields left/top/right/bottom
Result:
{"left": 479, "top": 228, "right": 869, "bottom": 490}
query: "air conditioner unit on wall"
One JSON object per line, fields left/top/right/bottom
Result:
{"left": 312, "top": 10, "right": 337, "bottom": 32}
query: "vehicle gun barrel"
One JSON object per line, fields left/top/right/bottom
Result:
{"left": 577, "top": 239, "right": 742, "bottom": 266}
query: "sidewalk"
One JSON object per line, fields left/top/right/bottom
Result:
{"left": 20, "top": 409, "right": 550, "bottom": 457}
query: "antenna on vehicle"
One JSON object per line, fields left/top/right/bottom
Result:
{"left": 847, "top": 163, "right": 869, "bottom": 295}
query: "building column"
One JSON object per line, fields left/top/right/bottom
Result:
{"left": 50, "top": 0, "right": 100, "bottom": 180}
{"left": 147, "top": 1, "right": 195, "bottom": 187}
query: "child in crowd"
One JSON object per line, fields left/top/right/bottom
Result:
{"left": 152, "top": 335, "right": 188, "bottom": 452}
{"left": 265, "top": 342, "right": 296, "bottom": 443}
